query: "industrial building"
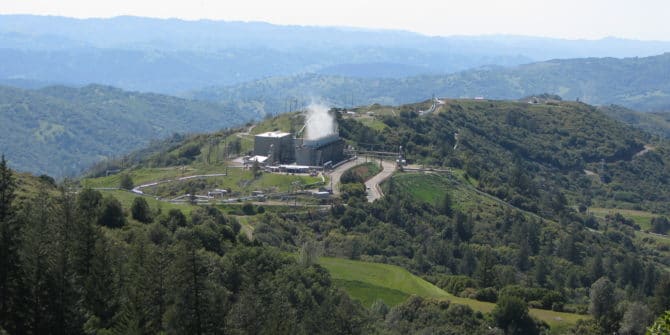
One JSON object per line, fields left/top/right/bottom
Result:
{"left": 253, "top": 131, "right": 295, "bottom": 164}
{"left": 253, "top": 131, "right": 346, "bottom": 167}
{"left": 294, "top": 134, "right": 345, "bottom": 166}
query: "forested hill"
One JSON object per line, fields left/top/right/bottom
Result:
{"left": 0, "top": 84, "right": 247, "bottom": 177}
{"left": 338, "top": 99, "right": 670, "bottom": 213}
{"left": 73, "top": 98, "right": 670, "bottom": 334}
{"left": 193, "top": 53, "right": 670, "bottom": 113}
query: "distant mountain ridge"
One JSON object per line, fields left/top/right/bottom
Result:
{"left": 193, "top": 53, "right": 670, "bottom": 114}
{"left": 1, "top": 15, "right": 670, "bottom": 93}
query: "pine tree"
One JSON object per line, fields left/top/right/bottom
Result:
{"left": 52, "top": 184, "right": 85, "bottom": 334}
{"left": 19, "top": 196, "right": 58, "bottom": 334}
{"left": 168, "top": 242, "right": 207, "bottom": 335}
{"left": 167, "top": 241, "right": 228, "bottom": 335}
{"left": 93, "top": 237, "right": 119, "bottom": 326}
{"left": 474, "top": 248, "right": 497, "bottom": 288}
{"left": 0, "top": 155, "right": 21, "bottom": 332}
{"left": 0, "top": 155, "right": 14, "bottom": 223}
{"left": 131, "top": 197, "right": 153, "bottom": 223}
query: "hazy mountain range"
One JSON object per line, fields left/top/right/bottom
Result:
{"left": 1, "top": 15, "right": 670, "bottom": 93}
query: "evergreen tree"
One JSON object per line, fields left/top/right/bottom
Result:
{"left": 0, "top": 155, "right": 21, "bottom": 332}
{"left": 83, "top": 236, "right": 119, "bottom": 331}
{"left": 52, "top": 185, "right": 85, "bottom": 334}
{"left": 653, "top": 275, "right": 670, "bottom": 315}
{"left": 98, "top": 196, "right": 126, "bottom": 228}
{"left": 167, "top": 241, "right": 228, "bottom": 335}
{"left": 474, "top": 248, "right": 497, "bottom": 288}
{"left": 492, "top": 294, "right": 538, "bottom": 335}
{"left": 131, "top": 197, "right": 153, "bottom": 223}
{"left": 589, "top": 277, "right": 618, "bottom": 333}
{"left": 18, "top": 196, "right": 58, "bottom": 334}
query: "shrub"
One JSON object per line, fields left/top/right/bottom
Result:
{"left": 242, "top": 202, "right": 255, "bottom": 215}
{"left": 436, "top": 275, "right": 478, "bottom": 295}
{"left": 119, "top": 173, "right": 134, "bottom": 190}
{"left": 474, "top": 287, "right": 498, "bottom": 303}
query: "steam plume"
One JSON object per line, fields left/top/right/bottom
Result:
{"left": 304, "top": 103, "right": 336, "bottom": 140}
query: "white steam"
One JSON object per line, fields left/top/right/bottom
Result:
{"left": 304, "top": 103, "right": 336, "bottom": 140}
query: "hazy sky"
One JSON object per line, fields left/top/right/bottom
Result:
{"left": 3, "top": 0, "right": 669, "bottom": 40}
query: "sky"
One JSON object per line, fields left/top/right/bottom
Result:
{"left": 2, "top": 0, "right": 669, "bottom": 41}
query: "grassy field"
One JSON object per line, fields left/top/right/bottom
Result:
{"left": 389, "top": 172, "right": 499, "bottom": 214}
{"left": 98, "top": 189, "right": 197, "bottom": 215}
{"left": 81, "top": 165, "right": 226, "bottom": 188}
{"left": 319, "top": 256, "right": 589, "bottom": 331}
{"left": 588, "top": 207, "right": 658, "bottom": 230}
{"left": 14, "top": 173, "right": 60, "bottom": 202}
{"left": 82, "top": 165, "right": 324, "bottom": 196}
{"left": 320, "top": 257, "right": 450, "bottom": 301}
{"left": 392, "top": 172, "right": 450, "bottom": 204}
{"left": 357, "top": 116, "right": 389, "bottom": 131}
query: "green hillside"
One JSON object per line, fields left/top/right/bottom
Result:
{"left": 600, "top": 104, "right": 670, "bottom": 138}
{"left": 320, "top": 257, "right": 589, "bottom": 329}
{"left": 0, "top": 84, "right": 249, "bottom": 177}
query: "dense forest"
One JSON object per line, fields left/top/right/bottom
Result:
{"left": 0, "top": 158, "right": 370, "bottom": 334}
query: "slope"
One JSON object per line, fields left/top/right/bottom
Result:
{"left": 0, "top": 84, "right": 247, "bottom": 177}
{"left": 320, "top": 256, "right": 589, "bottom": 329}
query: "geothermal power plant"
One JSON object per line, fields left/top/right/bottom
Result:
{"left": 252, "top": 104, "right": 346, "bottom": 167}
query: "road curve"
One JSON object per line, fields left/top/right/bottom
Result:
{"left": 329, "top": 157, "right": 365, "bottom": 195}
{"left": 365, "top": 160, "right": 396, "bottom": 202}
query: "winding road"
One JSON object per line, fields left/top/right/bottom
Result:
{"left": 365, "top": 160, "right": 396, "bottom": 202}
{"left": 329, "top": 157, "right": 365, "bottom": 196}
{"left": 327, "top": 157, "right": 397, "bottom": 202}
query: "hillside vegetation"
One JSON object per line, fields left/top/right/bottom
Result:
{"left": 0, "top": 84, "right": 247, "bottom": 177}
{"left": 600, "top": 104, "right": 670, "bottom": 138}
{"left": 9, "top": 98, "right": 670, "bottom": 334}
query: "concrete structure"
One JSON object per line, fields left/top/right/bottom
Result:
{"left": 253, "top": 131, "right": 294, "bottom": 164}
{"left": 253, "top": 130, "right": 346, "bottom": 167}
{"left": 295, "top": 134, "right": 345, "bottom": 166}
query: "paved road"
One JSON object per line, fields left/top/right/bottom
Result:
{"left": 132, "top": 173, "right": 227, "bottom": 195}
{"left": 328, "top": 157, "right": 364, "bottom": 195}
{"left": 328, "top": 157, "right": 397, "bottom": 202}
{"left": 365, "top": 160, "right": 396, "bottom": 202}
